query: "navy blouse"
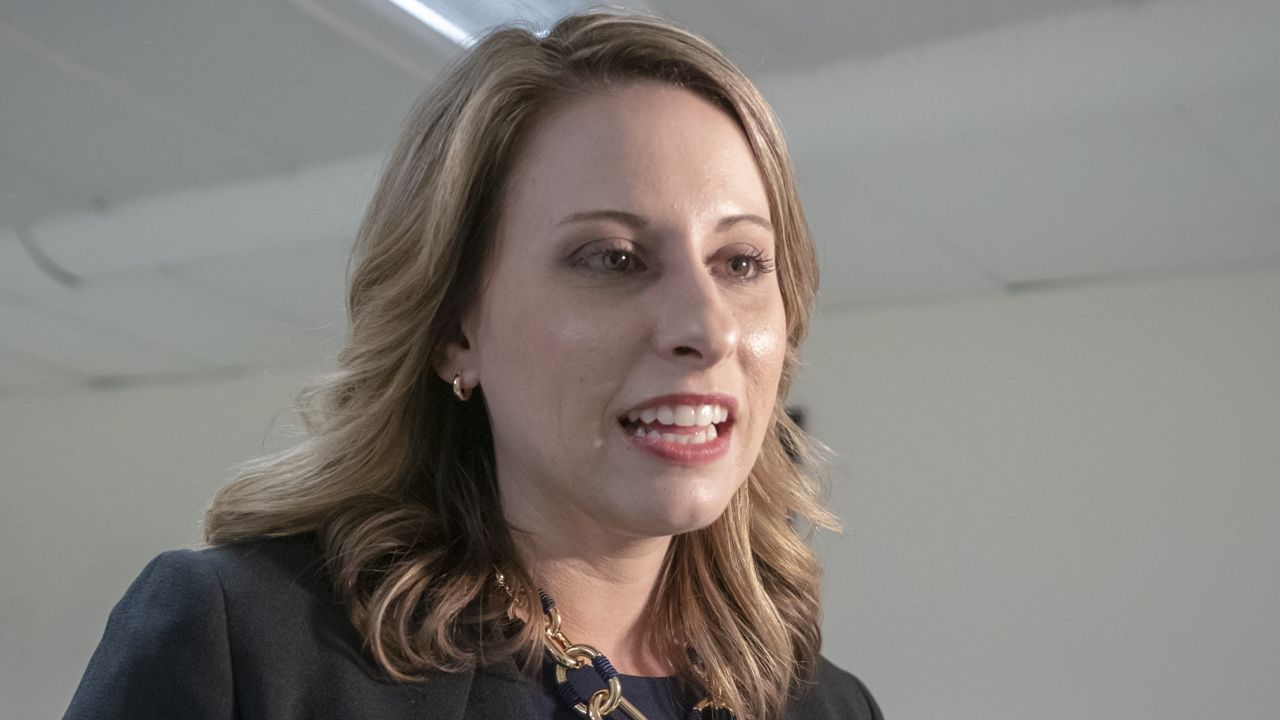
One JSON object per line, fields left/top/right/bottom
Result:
{"left": 531, "top": 655, "right": 693, "bottom": 719}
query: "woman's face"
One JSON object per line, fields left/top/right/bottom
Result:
{"left": 448, "top": 83, "right": 788, "bottom": 542}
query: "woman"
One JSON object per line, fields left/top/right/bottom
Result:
{"left": 65, "top": 11, "right": 881, "bottom": 720}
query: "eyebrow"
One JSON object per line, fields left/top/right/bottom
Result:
{"left": 558, "top": 209, "right": 648, "bottom": 229}
{"left": 557, "top": 209, "right": 774, "bottom": 233}
{"left": 717, "top": 213, "right": 774, "bottom": 233}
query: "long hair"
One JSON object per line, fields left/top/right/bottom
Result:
{"left": 204, "top": 11, "right": 835, "bottom": 719}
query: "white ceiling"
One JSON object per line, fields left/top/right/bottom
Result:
{"left": 0, "top": 0, "right": 1277, "bottom": 396}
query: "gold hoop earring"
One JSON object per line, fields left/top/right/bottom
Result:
{"left": 452, "top": 370, "right": 472, "bottom": 401}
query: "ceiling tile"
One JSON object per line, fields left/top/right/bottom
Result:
{"left": 25, "top": 152, "right": 377, "bottom": 277}
{"left": 0, "top": 31, "right": 279, "bottom": 220}
{"left": 172, "top": 238, "right": 351, "bottom": 331}
{"left": 849, "top": 104, "right": 1280, "bottom": 283}
{"left": 0, "top": 0, "right": 436, "bottom": 172}
{"left": 0, "top": 229, "right": 69, "bottom": 297}
{"left": 0, "top": 154, "right": 86, "bottom": 229}
{"left": 796, "top": 155, "right": 1003, "bottom": 308}
{"left": 648, "top": 0, "right": 1110, "bottom": 73}
{"left": 1181, "top": 83, "right": 1280, "bottom": 206}
{"left": 0, "top": 348, "right": 79, "bottom": 396}
{"left": 14, "top": 269, "right": 342, "bottom": 370}
{"left": 0, "top": 295, "right": 197, "bottom": 378}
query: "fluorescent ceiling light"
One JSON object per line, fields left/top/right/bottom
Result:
{"left": 384, "top": 0, "right": 472, "bottom": 46}
{"left": 383, "top": 0, "right": 594, "bottom": 48}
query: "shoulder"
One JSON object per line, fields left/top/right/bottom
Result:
{"left": 786, "top": 655, "right": 884, "bottom": 720}
{"left": 164, "top": 534, "right": 367, "bottom": 668}
{"left": 119, "top": 533, "right": 326, "bottom": 585}
{"left": 121, "top": 534, "right": 339, "bottom": 634}
{"left": 66, "top": 534, "right": 383, "bottom": 720}
{"left": 133, "top": 533, "right": 321, "bottom": 582}
{"left": 64, "top": 542, "right": 253, "bottom": 718}
{"left": 184, "top": 534, "right": 336, "bottom": 608}
{"left": 81, "top": 535, "right": 330, "bottom": 656}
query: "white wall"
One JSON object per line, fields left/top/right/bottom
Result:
{"left": 3, "top": 266, "right": 1277, "bottom": 719}
{"left": 794, "top": 266, "right": 1280, "bottom": 719}
{"left": 0, "top": 367, "right": 317, "bottom": 719}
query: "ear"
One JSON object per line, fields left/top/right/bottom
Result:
{"left": 434, "top": 312, "right": 480, "bottom": 392}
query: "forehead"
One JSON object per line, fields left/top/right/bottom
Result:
{"left": 499, "top": 82, "right": 772, "bottom": 232}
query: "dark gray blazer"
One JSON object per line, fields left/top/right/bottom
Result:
{"left": 65, "top": 535, "right": 882, "bottom": 719}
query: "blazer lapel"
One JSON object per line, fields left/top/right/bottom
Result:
{"left": 461, "top": 657, "right": 536, "bottom": 720}
{"left": 395, "top": 667, "right": 473, "bottom": 720}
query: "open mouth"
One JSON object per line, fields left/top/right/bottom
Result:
{"left": 617, "top": 402, "right": 733, "bottom": 446}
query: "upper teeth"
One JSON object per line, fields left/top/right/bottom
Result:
{"left": 625, "top": 403, "right": 729, "bottom": 427}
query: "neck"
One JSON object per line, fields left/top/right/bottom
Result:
{"left": 515, "top": 528, "right": 675, "bottom": 676}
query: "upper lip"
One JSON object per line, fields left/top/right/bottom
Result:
{"left": 618, "top": 393, "right": 738, "bottom": 422}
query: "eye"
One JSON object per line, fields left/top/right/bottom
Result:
{"left": 570, "top": 240, "right": 648, "bottom": 275}
{"left": 601, "top": 248, "right": 638, "bottom": 273}
{"left": 723, "top": 249, "right": 776, "bottom": 280}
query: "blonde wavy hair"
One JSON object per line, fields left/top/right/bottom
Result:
{"left": 205, "top": 10, "right": 835, "bottom": 719}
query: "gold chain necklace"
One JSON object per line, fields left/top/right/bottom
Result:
{"left": 495, "top": 571, "right": 734, "bottom": 720}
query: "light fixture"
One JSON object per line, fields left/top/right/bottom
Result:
{"left": 381, "top": 0, "right": 596, "bottom": 48}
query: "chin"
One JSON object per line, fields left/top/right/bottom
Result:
{"left": 618, "top": 492, "right": 735, "bottom": 538}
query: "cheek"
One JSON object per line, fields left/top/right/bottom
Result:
{"left": 740, "top": 300, "right": 788, "bottom": 387}
{"left": 743, "top": 322, "right": 784, "bottom": 367}
{"left": 738, "top": 303, "right": 788, "bottom": 458}
{"left": 479, "top": 290, "right": 633, "bottom": 430}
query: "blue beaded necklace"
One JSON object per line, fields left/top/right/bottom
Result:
{"left": 538, "top": 590, "right": 733, "bottom": 720}
{"left": 495, "top": 571, "right": 734, "bottom": 719}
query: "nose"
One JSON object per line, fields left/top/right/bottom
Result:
{"left": 652, "top": 260, "right": 739, "bottom": 367}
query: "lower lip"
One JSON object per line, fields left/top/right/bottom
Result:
{"left": 624, "top": 423, "right": 733, "bottom": 464}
